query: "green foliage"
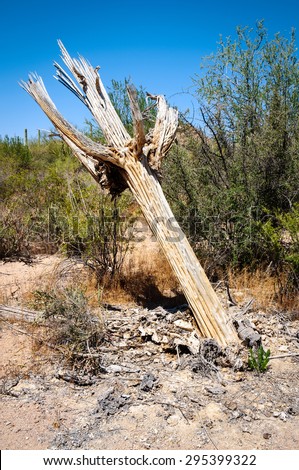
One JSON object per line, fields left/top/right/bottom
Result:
{"left": 0, "top": 136, "right": 133, "bottom": 283}
{"left": 34, "top": 288, "right": 88, "bottom": 321}
{"left": 193, "top": 21, "right": 299, "bottom": 214}
{"left": 2, "top": 30, "right": 299, "bottom": 306}
{"left": 0, "top": 137, "right": 77, "bottom": 258}
{"left": 163, "top": 21, "right": 299, "bottom": 294}
{"left": 108, "top": 78, "right": 156, "bottom": 135}
{"left": 256, "top": 205, "right": 299, "bottom": 301}
{"left": 248, "top": 346, "right": 271, "bottom": 373}
{"left": 0, "top": 135, "right": 32, "bottom": 170}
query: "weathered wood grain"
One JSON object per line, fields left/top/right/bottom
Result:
{"left": 20, "top": 42, "right": 238, "bottom": 346}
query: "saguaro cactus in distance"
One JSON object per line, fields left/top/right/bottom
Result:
{"left": 21, "top": 41, "right": 238, "bottom": 346}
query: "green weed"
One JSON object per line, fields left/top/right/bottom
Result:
{"left": 248, "top": 346, "right": 271, "bottom": 373}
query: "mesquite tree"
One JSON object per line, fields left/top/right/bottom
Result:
{"left": 21, "top": 41, "right": 237, "bottom": 346}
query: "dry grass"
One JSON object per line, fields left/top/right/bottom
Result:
{"left": 2, "top": 240, "right": 297, "bottom": 322}
{"left": 14, "top": 240, "right": 181, "bottom": 310}
{"left": 30, "top": 286, "right": 105, "bottom": 374}
{"left": 227, "top": 268, "right": 299, "bottom": 312}
{"left": 117, "top": 247, "right": 183, "bottom": 307}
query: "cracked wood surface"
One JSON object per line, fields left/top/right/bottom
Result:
{"left": 20, "top": 41, "right": 238, "bottom": 346}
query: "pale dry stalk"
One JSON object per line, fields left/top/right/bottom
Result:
{"left": 20, "top": 42, "right": 238, "bottom": 346}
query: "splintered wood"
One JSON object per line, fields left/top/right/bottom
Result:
{"left": 20, "top": 42, "right": 238, "bottom": 346}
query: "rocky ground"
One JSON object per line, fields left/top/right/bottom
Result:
{"left": 1, "top": 256, "right": 299, "bottom": 450}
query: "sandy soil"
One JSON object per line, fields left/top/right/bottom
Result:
{"left": 0, "top": 255, "right": 62, "bottom": 305}
{"left": 1, "top": 256, "right": 299, "bottom": 450}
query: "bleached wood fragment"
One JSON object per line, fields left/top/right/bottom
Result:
{"left": 20, "top": 42, "right": 238, "bottom": 346}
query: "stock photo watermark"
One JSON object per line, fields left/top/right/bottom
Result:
{"left": 43, "top": 206, "right": 257, "bottom": 246}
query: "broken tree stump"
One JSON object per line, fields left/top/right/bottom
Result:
{"left": 20, "top": 41, "right": 238, "bottom": 346}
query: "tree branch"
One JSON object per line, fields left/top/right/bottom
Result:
{"left": 144, "top": 94, "right": 178, "bottom": 170}
{"left": 20, "top": 74, "right": 122, "bottom": 167}
{"left": 127, "top": 84, "right": 146, "bottom": 156}
{"left": 57, "top": 40, "right": 131, "bottom": 149}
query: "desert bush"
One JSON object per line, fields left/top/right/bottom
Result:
{"left": 0, "top": 137, "right": 74, "bottom": 257}
{"left": 256, "top": 204, "right": 299, "bottom": 304}
{"left": 0, "top": 206, "right": 31, "bottom": 259}
{"left": 33, "top": 288, "right": 104, "bottom": 373}
{"left": 0, "top": 135, "right": 134, "bottom": 282}
{"left": 163, "top": 21, "right": 299, "bottom": 301}
{"left": 2, "top": 32, "right": 299, "bottom": 308}
{"left": 61, "top": 194, "right": 134, "bottom": 285}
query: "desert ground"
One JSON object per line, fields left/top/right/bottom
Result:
{"left": 1, "top": 251, "right": 299, "bottom": 450}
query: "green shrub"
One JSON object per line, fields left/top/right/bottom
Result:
{"left": 248, "top": 346, "right": 271, "bottom": 373}
{"left": 0, "top": 136, "right": 133, "bottom": 277}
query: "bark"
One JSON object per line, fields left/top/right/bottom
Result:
{"left": 20, "top": 41, "right": 238, "bottom": 346}
{"left": 124, "top": 156, "right": 237, "bottom": 344}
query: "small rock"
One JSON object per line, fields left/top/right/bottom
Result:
{"left": 287, "top": 406, "right": 299, "bottom": 416}
{"left": 273, "top": 411, "right": 280, "bottom": 417}
{"left": 140, "top": 373, "right": 157, "bottom": 392}
{"left": 235, "top": 319, "right": 261, "bottom": 347}
{"left": 242, "top": 426, "right": 252, "bottom": 434}
{"left": 151, "top": 331, "right": 161, "bottom": 344}
{"left": 231, "top": 410, "right": 242, "bottom": 419}
{"left": 225, "top": 401, "right": 238, "bottom": 411}
{"left": 278, "top": 345, "right": 289, "bottom": 352}
{"left": 187, "top": 331, "right": 201, "bottom": 354}
{"left": 167, "top": 414, "right": 180, "bottom": 426}
{"left": 161, "top": 336, "right": 169, "bottom": 344}
{"left": 279, "top": 412, "right": 288, "bottom": 421}
{"left": 205, "top": 386, "right": 226, "bottom": 395}
{"left": 173, "top": 333, "right": 200, "bottom": 355}
{"left": 174, "top": 319, "right": 194, "bottom": 331}
{"left": 263, "top": 433, "right": 272, "bottom": 440}
{"left": 243, "top": 415, "right": 252, "bottom": 422}
{"left": 233, "top": 359, "right": 244, "bottom": 371}
{"left": 106, "top": 365, "right": 122, "bottom": 373}
{"left": 138, "top": 326, "right": 160, "bottom": 343}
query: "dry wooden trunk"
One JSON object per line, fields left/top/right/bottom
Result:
{"left": 124, "top": 156, "right": 236, "bottom": 344}
{"left": 20, "top": 42, "right": 238, "bottom": 346}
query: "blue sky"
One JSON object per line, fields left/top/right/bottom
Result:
{"left": 1, "top": 0, "right": 299, "bottom": 139}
